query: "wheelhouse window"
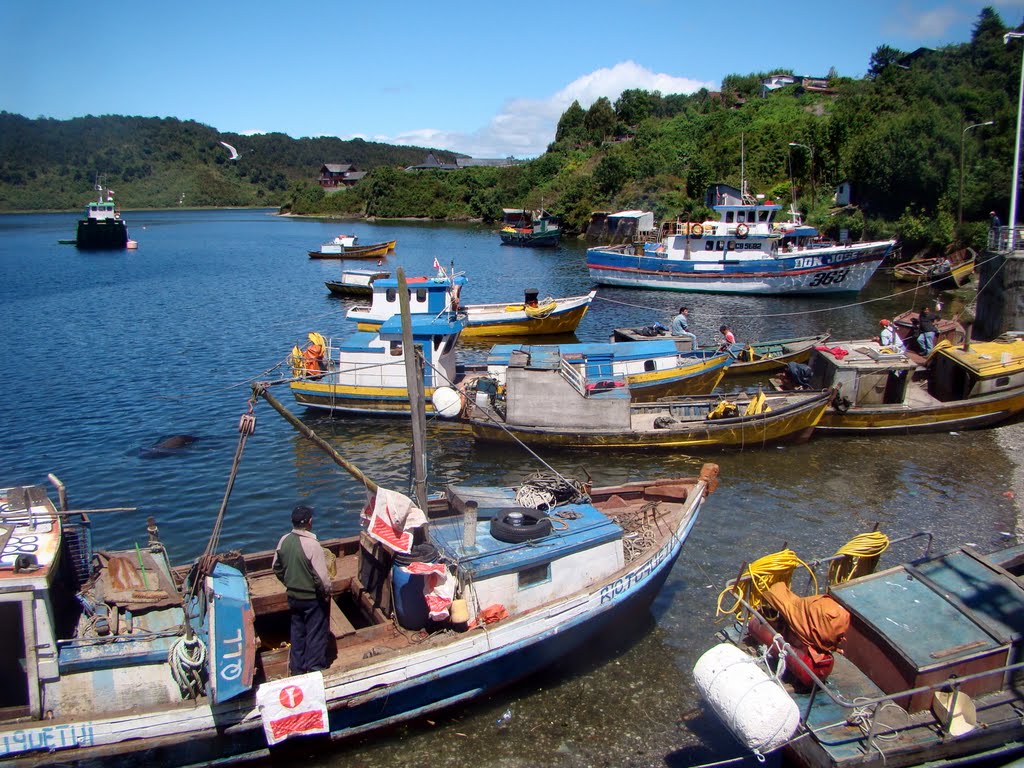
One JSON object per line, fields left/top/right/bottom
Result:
{"left": 643, "top": 359, "right": 657, "bottom": 372}
{"left": 415, "top": 288, "right": 427, "bottom": 302}
{"left": 725, "top": 211, "right": 735, "bottom": 223}
{"left": 518, "top": 563, "right": 550, "bottom": 589}
{"left": 385, "top": 288, "right": 397, "bottom": 303}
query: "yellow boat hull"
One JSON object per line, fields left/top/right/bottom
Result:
{"left": 815, "top": 387, "right": 1024, "bottom": 433}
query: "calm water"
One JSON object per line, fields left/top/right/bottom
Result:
{"left": 0, "top": 209, "right": 1017, "bottom": 767}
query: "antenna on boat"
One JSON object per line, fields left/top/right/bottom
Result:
{"left": 397, "top": 268, "right": 429, "bottom": 512}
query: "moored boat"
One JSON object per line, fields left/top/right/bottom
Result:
{"left": 347, "top": 273, "right": 595, "bottom": 338}
{"left": 694, "top": 530, "right": 1024, "bottom": 768}
{"left": 308, "top": 239, "right": 394, "bottom": 260}
{"left": 0, "top": 413, "right": 721, "bottom": 765}
{"left": 892, "top": 247, "right": 976, "bottom": 289}
{"left": 498, "top": 208, "right": 561, "bottom": 247}
{"left": 611, "top": 330, "right": 831, "bottom": 376}
{"left": 324, "top": 268, "right": 390, "bottom": 297}
{"left": 463, "top": 372, "right": 833, "bottom": 448}
{"left": 586, "top": 188, "right": 895, "bottom": 295}
{"left": 773, "top": 336, "right": 1024, "bottom": 433}
{"left": 482, "top": 339, "right": 732, "bottom": 402}
{"left": 74, "top": 180, "right": 129, "bottom": 249}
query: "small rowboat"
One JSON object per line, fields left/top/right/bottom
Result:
{"left": 308, "top": 240, "right": 395, "bottom": 259}
{"left": 892, "top": 247, "right": 975, "bottom": 289}
{"left": 325, "top": 268, "right": 390, "bottom": 297}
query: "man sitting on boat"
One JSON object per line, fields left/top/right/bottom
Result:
{"left": 671, "top": 306, "right": 697, "bottom": 345}
{"left": 878, "top": 319, "right": 905, "bottom": 353}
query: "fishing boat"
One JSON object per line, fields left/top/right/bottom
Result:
{"left": 0, "top": 269, "right": 722, "bottom": 765}
{"left": 347, "top": 273, "right": 595, "bottom": 338}
{"left": 73, "top": 180, "right": 129, "bottom": 249}
{"left": 773, "top": 336, "right": 1024, "bottom": 434}
{"left": 694, "top": 530, "right": 1024, "bottom": 767}
{"left": 462, "top": 370, "right": 833, "bottom": 447}
{"left": 498, "top": 208, "right": 561, "bottom": 247}
{"left": 892, "top": 247, "right": 975, "bottom": 289}
{"left": 289, "top": 309, "right": 463, "bottom": 416}
{"left": 585, "top": 189, "right": 895, "bottom": 295}
{"left": 610, "top": 330, "right": 831, "bottom": 377}
{"left": 308, "top": 240, "right": 395, "bottom": 260}
{"left": 324, "top": 268, "right": 390, "bottom": 297}
{"left": 482, "top": 339, "right": 733, "bottom": 402}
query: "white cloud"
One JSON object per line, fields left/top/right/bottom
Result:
{"left": 240, "top": 129, "right": 267, "bottom": 136}
{"left": 345, "top": 61, "right": 714, "bottom": 158}
{"left": 883, "top": 4, "right": 964, "bottom": 40}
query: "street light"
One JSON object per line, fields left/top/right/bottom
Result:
{"left": 1005, "top": 32, "right": 1024, "bottom": 249}
{"left": 788, "top": 142, "right": 815, "bottom": 207}
{"left": 958, "top": 120, "right": 994, "bottom": 225}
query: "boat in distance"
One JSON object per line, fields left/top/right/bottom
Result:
{"left": 464, "top": 374, "right": 833, "bottom": 448}
{"left": 772, "top": 335, "right": 1024, "bottom": 434}
{"left": 694, "top": 530, "right": 1024, "bottom": 768}
{"left": 586, "top": 190, "right": 895, "bottom": 295}
{"left": 498, "top": 208, "right": 561, "bottom": 247}
{"left": 73, "top": 180, "right": 129, "bottom": 250}
{"left": 892, "top": 247, "right": 975, "bottom": 290}
{"left": 0, "top": 451, "right": 720, "bottom": 764}
{"left": 610, "top": 330, "right": 830, "bottom": 377}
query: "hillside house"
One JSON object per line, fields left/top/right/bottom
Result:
{"left": 405, "top": 153, "right": 459, "bottom": 171}
{"left": 318, "top": 164, "right": 365, "bottom": 189}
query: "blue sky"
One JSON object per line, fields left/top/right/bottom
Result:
{"left": 3, "top": 0, "right": 1022, "bottom": 158}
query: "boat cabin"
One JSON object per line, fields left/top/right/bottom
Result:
{"left": 347, "top": 275, "right": 466, "bottom": 329}
{"left": 85, "top": 199, "right": 120, "bottom": 222}
{"left": 804, "top": 343, "right": 918, "bottom": 408}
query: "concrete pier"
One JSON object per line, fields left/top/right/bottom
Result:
{"left": 974, "top": 226, "right": 1024, "bottom": 339}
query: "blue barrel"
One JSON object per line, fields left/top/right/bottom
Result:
{"left": 392, "top": 543, "right": 439, "bottom": 630}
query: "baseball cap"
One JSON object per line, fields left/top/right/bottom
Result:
{"left": 292, "top": 505, "right": 314, "bottom": 526}
{"left": 879, "top": 319, "right": 889, "bottom": 326}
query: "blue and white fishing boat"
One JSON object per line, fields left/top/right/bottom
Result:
{"left": 73, "top": 180, "right": 129, "bottom": 250}
{"left": 0, "top": 269, "right": 721, "bottom": 764}
{"left": 289, "top": 310, "right": 464, "bottom": 416}
{"left": 586, "top": 189, "right": 896, "bottom": 295}
{"left": 484, "top": 338, "right": 733, "bottom": 401}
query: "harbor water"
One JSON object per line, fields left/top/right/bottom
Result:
{"left": 0, "top": 209, "right": 1018, "bottom": 767}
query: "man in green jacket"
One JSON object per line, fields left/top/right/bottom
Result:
{"left": 272, "top": 505, "right": 332, "bottom": 675}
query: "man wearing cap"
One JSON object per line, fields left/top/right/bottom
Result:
{"left": 878, "top": 319, "right": 904, "bottom": 352}
{"left": 273, "top": 505, "right": 332, "bottom": 675}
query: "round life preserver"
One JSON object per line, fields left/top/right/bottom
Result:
{"left": 736, "top": 223, "right": 749, "bottom": 239}
{"left": 689, "top": 223, "right": 704, "bottom": 238}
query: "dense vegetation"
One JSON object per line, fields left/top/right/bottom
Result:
{"left": 0, "top": 113, "right": 460, "bottom": 209}
{"left": 0, "top": 8, "right": 1019, "bottom": 252}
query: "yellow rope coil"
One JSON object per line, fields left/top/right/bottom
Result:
{"left": 525, "top": 298, "right": 557, "bottom": 319}
{"left": 828, "top": 531, "right": 889, "bottom": 585}
{"left": 716, "top": 548, "right": 815, "bottom": 620}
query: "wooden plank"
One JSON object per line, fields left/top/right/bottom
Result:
{"left": 329, "top": 599, "right": 356, "bottom": 639}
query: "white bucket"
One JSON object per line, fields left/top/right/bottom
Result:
{"left": 475, "top": 391, "right": 490, "bottom": 408}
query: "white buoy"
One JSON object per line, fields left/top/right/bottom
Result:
{"left": 693, "top": 643, "right": 800, "bottom": 754}
{"left": 431, "top": 386, "right": 464, "bottom": 419}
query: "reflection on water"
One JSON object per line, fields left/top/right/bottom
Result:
{"left": 0, "top": 211, "right": 1017, "bottom": 767}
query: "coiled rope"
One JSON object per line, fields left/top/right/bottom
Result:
{"left": 524, "top": 298, "right": 557, "bottom": 319}
{"left": 168, "top": 634, "right": 208, "bottom": 698}
{"left": 716, "top": 549, "right": 815, "bottom": 620}
{"left": 828, "top": 531, "right": 890, "bottom": 585}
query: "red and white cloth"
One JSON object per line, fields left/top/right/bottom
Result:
{"left": 256, "top": 672, "right": 329, "bottom": 745}
{"left": 398, "top": 561, "right": 455, "bottom": 621}
{"left": 363, "top": 487, "right": 428, "bottom": 554}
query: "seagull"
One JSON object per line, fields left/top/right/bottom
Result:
{"left": 220, "top": 141, "right": 240, "bottom": 161}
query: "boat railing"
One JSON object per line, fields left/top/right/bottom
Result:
{"left": 559, "top": 358, "right": 590, "bottom": 397}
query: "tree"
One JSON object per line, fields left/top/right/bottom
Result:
{"left": 972, "top": 6, "right": 1005, "bottom": 43}
{"left": 583, "top": 97, "right": 617, "bottom": 143}
{"left": 867, "top": 45, "right": 906, "bottom": 79}
{"left": 615, "top": 89, "right": 654, "bottom": 125}
{"left": 555, "top": 101, "right": 586, "bottom": 143}
{"left": 594, "top": 155, "right": 628, "bottom": 197}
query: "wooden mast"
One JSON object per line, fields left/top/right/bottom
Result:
{"left": 397, "top": 268, "right": 429, "bottom": 511}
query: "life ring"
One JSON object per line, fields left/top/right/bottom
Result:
{"left": 735, "top": 223, "right": 749, "bottom": 239}
{"left": 490, "top": 509, "right": 552, "bottom": 543}
{"left": 689, "top": 223, "right": 704, "bottom": 238}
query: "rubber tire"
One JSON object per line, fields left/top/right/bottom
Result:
{"left": 490, "top": 511, "right": 553, "bottom": 543}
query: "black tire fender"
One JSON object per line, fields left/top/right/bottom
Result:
{"left": 490, "top": 510, "right": 553, "bottom": 543}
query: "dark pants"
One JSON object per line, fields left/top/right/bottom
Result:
{"left": 287, "top": 596, "right": 329, "bottom": 675}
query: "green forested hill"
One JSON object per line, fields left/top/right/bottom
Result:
{"left": 285, "top": 7, "right": 1020, "bottom": 252}
{"left": 0, "top": 112, "right": 461, "bottom": 209}
{"left": 1, "top": 7, "right": 1019, "bottom": 253}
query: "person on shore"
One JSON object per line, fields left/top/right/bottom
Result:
{"left": 991, "top": 211, "right": 1002, "bottom": 230}
{"left": 670, "top": 307, "right": 697, "bottom": 346}
{"left": 915, "top": 305, "right": 940, "bottom": 355}
{"left": 878, "top": 319, "right": 905, "bottom": 352}
{"left": 273, "top": 505, "right": 332, "bottom": 676}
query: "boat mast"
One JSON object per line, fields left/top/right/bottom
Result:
{"left": 397, "top": 268, "right": 429, "bottom": 511}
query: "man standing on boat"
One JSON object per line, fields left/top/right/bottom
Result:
{"left": 273, "top": 505, "right": 332, "bottom": 675}
{"left": 671, "top": 306, "right": 697, "bottom": 346}
{"left": 916, "top": 305, "right": 940, "bottom": 355}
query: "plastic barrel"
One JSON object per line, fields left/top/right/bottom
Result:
{"left": 392, "top": 543, "right": 440, "bottom": 630}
